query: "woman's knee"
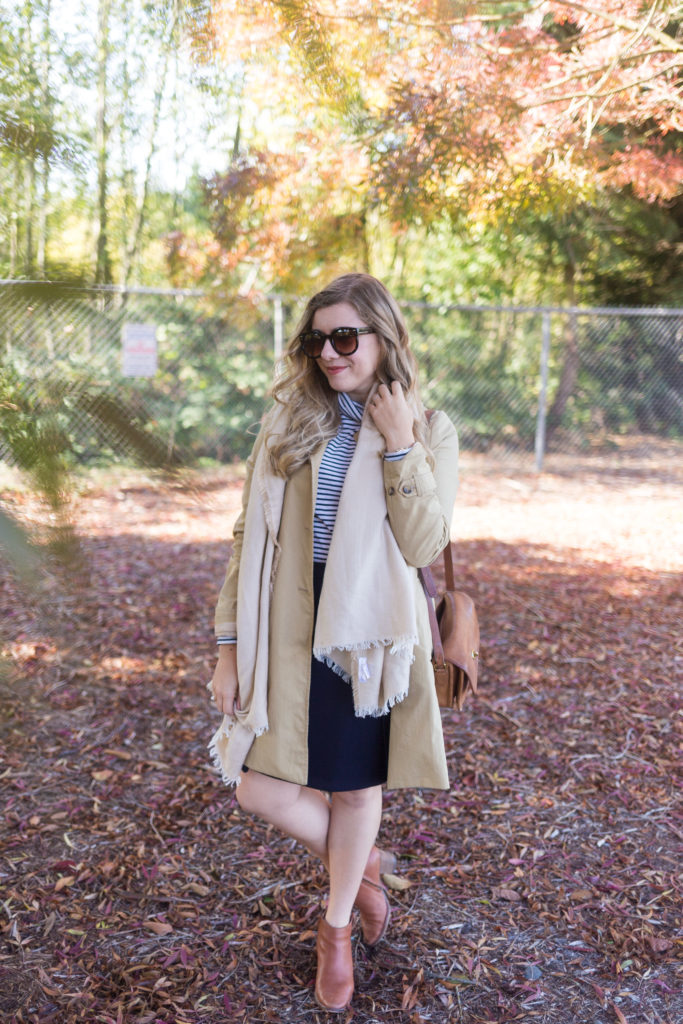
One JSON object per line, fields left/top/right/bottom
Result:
{"left": 235, "top": 770, "right": 302, "bottom": 817}
{"left": 331, "top": 786, "right": 382, "bottom": 813}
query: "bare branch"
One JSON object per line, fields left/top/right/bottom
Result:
{"left": 316, "top": 0, "right": 683, "bottom": 58}
{"left": 526, "top": 49, "right": 682, "bottom": 96}
{"left": 472, "top": 25, "right": 618, "bottom": 60}
{"left": 577, "top": 0, "right": 665, "bottom": 138}
{"left": 549, "top": 0, "right": 683, "bottom": 54}
{"left": 521, "top": 61, "right": 683, "bottom": 112}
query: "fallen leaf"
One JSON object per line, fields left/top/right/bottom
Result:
{"left": 186, "top": 882, "right": 211, "bottom": 896}
{"left": 383, "top": 873, "right": 413, "bottom": 891}
{"left": 143, "top": 920, "right": 173, "bottom": 935}
{"left": 611, "top": 1003, "right": 629, "bottom": 1024}
{"left": 496, "top": 887, "right": 522, "bottom": 902}
{"left": 569, "top": 889, "right": 593, "bottom": 901}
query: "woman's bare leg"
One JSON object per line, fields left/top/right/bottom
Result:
{"left": 325, "top": 786, "right": 383, "bottom": 927}
{"left": 236, "top": 771, "right": 383, "bottom": 925}
{"left": 236, "top": 769, "right": 332, "bottom": 863}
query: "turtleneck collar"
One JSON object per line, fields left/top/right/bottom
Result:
{"left": 338, "top": 391, "right": 364, "bottom": 425}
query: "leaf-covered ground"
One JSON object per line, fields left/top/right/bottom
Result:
{"left": 1, "top": 443, "right": 681, "bottom": 1024}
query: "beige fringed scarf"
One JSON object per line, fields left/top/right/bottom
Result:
{"left": 209, "top": 398, "right": 419, "bottom": 786}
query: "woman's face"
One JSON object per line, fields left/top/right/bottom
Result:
{"left": 311, "top": 301, "right": 382, "bottom": 402}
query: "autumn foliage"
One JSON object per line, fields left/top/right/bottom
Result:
{"left": 172, "top": 0, "right": 683, "bottom": 296}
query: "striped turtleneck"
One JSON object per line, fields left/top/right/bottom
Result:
{"left": 313, "top": 392, "right": 364, "bottom": 561}
{"left": 312, "top": 392, "right": 411, "bottom": 562}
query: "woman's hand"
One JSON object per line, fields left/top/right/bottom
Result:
{"left": 368, "top": 381, "right": 415, "bottom": 452}
{"left": 210, "top": 645, "right": 241, "bottom": 716}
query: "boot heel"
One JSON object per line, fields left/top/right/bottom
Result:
{"left": 378, "top": 849, "right": 397, "bottom": 876}
{"left": 355, "top": 846, "right": 393, "bottom": 946}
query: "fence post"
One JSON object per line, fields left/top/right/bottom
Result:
{"left": 273, "top": 294, "right": 284, "bottom": 360}
{"left": 535, "top": 310, "right": 551, "bottom": 472}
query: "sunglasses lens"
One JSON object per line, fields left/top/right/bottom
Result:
{"left": 300, "top": 332, "right": 325, "bottom": 357}
{"left": 330, "top": 328, "right": 358, "bottom": 354}
{"left": 299, "top": 327, "right": 361, "bottom": 358}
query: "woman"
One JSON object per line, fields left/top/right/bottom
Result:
{"left": 209, "top": 273, "right": 458, "bottom": 1012}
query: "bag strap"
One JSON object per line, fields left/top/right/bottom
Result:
{"left": 418, "top": 546, "right": 453, "bottom": 595}
{"left": 419, "top": 407, "right": 454, "bottom": 653}
{"left": 418, "top": 545, "right": 452, "bottom": 668}
{"left": 443, "top": 539, "right": 455, "bottom": 591}
{"left": 418, "top": 563, "right": 445, "bottom": 666}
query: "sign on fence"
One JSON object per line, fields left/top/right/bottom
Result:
{"left": 122, "top": 322, "right": 158, "bottom": 377}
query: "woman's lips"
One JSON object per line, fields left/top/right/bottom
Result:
{"left": 323, "top": 366, "right": 346, "bottom": 375}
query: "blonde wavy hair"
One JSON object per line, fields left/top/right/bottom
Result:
{"left": 268, "top": 273, "right": 429, "bottom": 478}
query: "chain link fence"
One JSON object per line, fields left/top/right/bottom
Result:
{"left": 1, "top": 281, "right": 682, "bottom": 476}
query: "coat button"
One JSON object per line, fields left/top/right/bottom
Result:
{"left": 387, "top": 486, "right": 395, "bottom": 495}
{"left": 401, "top": 485, "right": 412, "bottom": 494}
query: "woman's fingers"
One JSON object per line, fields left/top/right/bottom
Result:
{"left": 373, "top": 379, "right": 402, "bottom": 400}
{"left": 215, "top": 686, "right": 237, "bottom": 716}
{"left": 369, "top": 381, "right": 414, "bottom": 450}
{"left": 210, "top": 658, "right": 239, "bottom": 715}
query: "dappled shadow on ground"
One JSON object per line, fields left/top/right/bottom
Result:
{"left": 1, "top": 520, "right": 681, "bottom": 1023}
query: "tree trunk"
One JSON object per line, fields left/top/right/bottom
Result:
{"left": 95, "top": 0, "right": 112, "bottom": 284}
{"left": 232, "top": 106, "right": 242, "bottom": 161}
{"left": 20, "top": 3, "right": 36, "bottom": 276}
{"left": 37, "top": 0, "right": 52, "bottom": 277}
{"left": 546, "top": 256, "right": 580, "bottom": 441}
{"left": 118, "top": 0, "right": 134, "bottom": 287}
{"left": 122, "top": 3, "right": 178, "bottom": 285}
{"left": 171, "top": 43, "right": 182, "bottom": 226}
{"left": 359, "top": 204, "right": 371, "bottom": 273}
{"left": 24, "top": 155, "right": 36, "bottom": 276}
{"left": 9, "top": 164, "right": 19, "bottom": 276}
{"left": 37, "top": 157, "right": 49, "bottom": 276}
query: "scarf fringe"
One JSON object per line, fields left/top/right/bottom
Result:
{"left": 208, "top": 728, "right": 239, "bottom": 786}
{"left": 354, "top": 685, "right": 409, "bottom": 718}
{"left": 313, "top": 634, "right": 418, "bottom": 660}
{"left": 207, "top": 716, "right": 267, "bottom": 787}
{"left": 314, "top": 652, "right": 352, "bottom": 684}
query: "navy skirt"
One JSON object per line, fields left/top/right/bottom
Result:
{"left": 306, "top": 562, "right": 391, "bottom": 792}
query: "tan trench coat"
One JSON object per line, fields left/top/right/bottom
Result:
{"left": 215, "top": 409, "right": 459, "bottom": 790}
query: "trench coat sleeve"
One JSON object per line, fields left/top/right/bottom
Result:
{"left": 382, "top": 409, "right": 459, "bottom": 568}
{"left": 214, "top": 426, "right": 267, "bottom": 639}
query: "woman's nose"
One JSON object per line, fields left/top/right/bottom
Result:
{"left": 320, "top": 337, "right": 337, "bottom": 359}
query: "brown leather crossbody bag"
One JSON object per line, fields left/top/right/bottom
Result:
{"left": 419, "top": 543, "right": 480, "bottom": 710}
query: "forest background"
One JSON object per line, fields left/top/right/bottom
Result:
{"left": 2, "top": 0, "right": 682, "bottom": 303}
{"left": 2, "top": 0, "right": 682, "bottom": 518}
